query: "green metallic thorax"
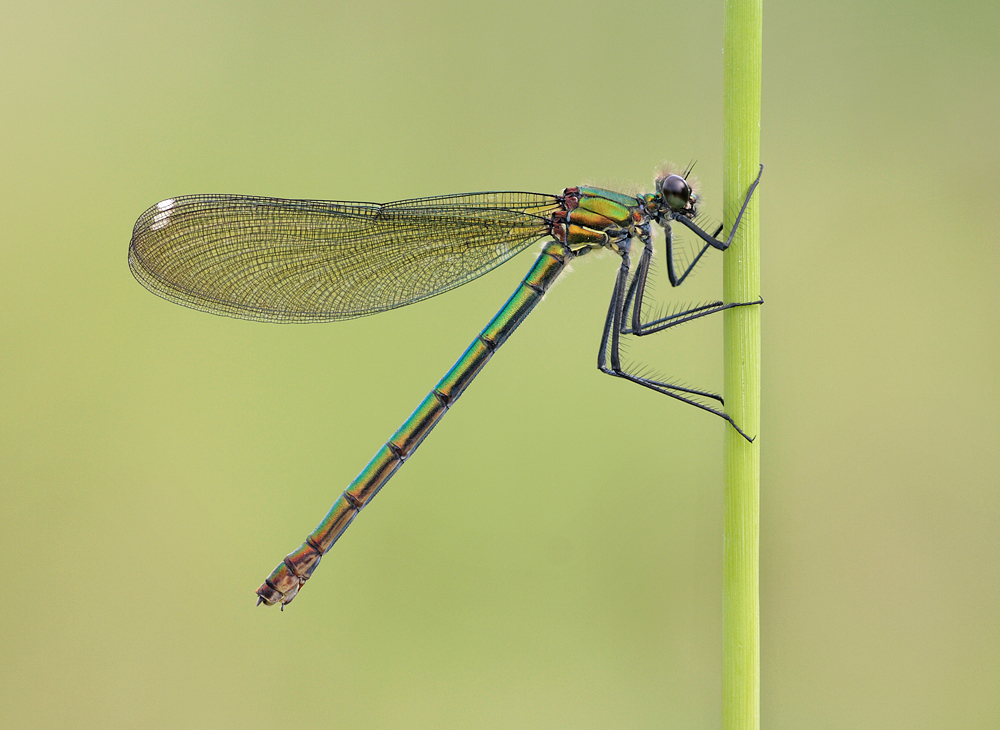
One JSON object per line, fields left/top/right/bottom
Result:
{"left": 557, "top": 186, "right": 648, "bottom": 255}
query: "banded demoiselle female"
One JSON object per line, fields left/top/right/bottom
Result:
{"left": 128, "top": 163, "right": 763, "bottom": 607}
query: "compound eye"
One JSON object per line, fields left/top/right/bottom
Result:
{"left": 661, "top": 175, "right": 691, "bottom": 210}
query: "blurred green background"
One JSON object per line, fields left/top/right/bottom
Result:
{"left": 2, "top": 1, "right": 997, "bottom": 728}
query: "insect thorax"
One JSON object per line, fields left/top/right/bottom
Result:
{"left": 548, "top": 186, "right": 650, "bottom": 255}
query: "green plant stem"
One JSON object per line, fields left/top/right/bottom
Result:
{"left": 722, "top": 1, "right": 762, "bottom": 729}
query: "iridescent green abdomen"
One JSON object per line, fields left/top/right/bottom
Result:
{"left": 256, "top": 242, "right": 571, "bottom": 606}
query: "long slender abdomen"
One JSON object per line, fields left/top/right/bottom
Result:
{"left": 256, "top": 241, "right": 571, "bottom": 607}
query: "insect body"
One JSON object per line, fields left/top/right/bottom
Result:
{"left": 128, "top": 164, "right": 763, "bottom": 606}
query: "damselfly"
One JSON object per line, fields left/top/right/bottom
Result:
{"left": 128, "top": 163, "right": 763, "bottom": 607}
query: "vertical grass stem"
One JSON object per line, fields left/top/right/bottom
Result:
{"left": 723, "top": 1, "right": 763, "bottom": 729}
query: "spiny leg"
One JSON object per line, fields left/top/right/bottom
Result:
{"left": 674, "top": 163, "right": 763, "bottom": 252}
{"left": 622, "top": 163, "right": 763, "bottom": 331}
{"left": 622, "top": 163, "right": 761, "bottom": 323}
{"left": 618, "top": 233, "right": 761, "bottom": 439}
{"left": 626, "top": 249, "right": 763, "bottom": 336}
{"left": 597, "top": 165, "right": 764, "bottom": 440}
{"left": 621, "top": 224, "right": 761, "bottom": 337}
{"left": 596, "top": 253, "right": 757, "bottom": 442}
{"left": 620, "top": 222, "right": 722, "bottom": 336}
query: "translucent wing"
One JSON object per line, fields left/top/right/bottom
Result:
{"left": 128, "top": 192, "right": 560, "bottom": 322}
